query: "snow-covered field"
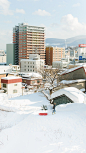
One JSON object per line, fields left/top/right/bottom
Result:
{"left": 0, "top": 91, "right": 86, "bottom": 153}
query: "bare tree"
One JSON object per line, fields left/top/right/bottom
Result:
{"left": 38, "top": 67, "right": 61, "bottom": 95}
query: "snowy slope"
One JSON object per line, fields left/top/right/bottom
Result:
{"left": 0, "top": 91, "right": 86, "bottom": 153}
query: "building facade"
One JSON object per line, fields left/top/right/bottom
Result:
{"left": 45, "top": 47, "right": 65, "bottom": 65}
{"left": 78, "top": 44, "right": 86, "bottom": 62}
{"left": 22, "top": 77, "right": 43, "bottom": 89}
{"left": 20, "top": 54, "right": 44, "bottom": 73}
{"left": 1, "top": 76, "right": 22, "bottom": 94}
{"left": 13, "top": 23, "right": 45, "bottom": 65}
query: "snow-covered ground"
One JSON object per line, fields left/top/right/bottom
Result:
{"left": 0, "top": 91, "right": 86, "bottom": 153}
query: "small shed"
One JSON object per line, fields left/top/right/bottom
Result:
{"left": 50, "top": 87, "right": 86, "bottom": 106}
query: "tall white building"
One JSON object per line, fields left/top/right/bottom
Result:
{"left": 78, "top": 44, "right": 86, "bottom": 61}
{"left": 20, "top": 54, "right": 44, "bottom": 72}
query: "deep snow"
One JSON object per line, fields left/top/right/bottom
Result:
{"left": 0, "top": 91, "right": 86, "bottom": 153}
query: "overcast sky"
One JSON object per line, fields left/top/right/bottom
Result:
{"left": 0, "top": 0, "right": 86, "bottom": 50}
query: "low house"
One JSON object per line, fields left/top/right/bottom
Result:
{"left": 1, "top": 76, "right": 22, "bottom": 94}
{"left": 22, "top": 73, "right": 44, "bottom": 89}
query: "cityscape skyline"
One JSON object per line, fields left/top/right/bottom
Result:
{"left": 0, "top": 0, "right": 86, "bottom": 50}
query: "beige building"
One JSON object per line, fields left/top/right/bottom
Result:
{"left": 0, "top": 50, "right": 6, "bottom": 64}
{"left": 45, "top": 47, "right": 65, "bottom": 65}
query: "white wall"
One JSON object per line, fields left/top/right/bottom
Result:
{"left": 0, "top": 66, "right": 12, "bottom": 73}
{"left": 0, "top": 55, "right": 6, "bottom": 63}
{"left": 78, "top": 48, "right": 86, "bottom": 59}
{"left": 20, "top": 59, "right": 44, "bottom": 72}
{"left": 1, "top": 82, "right": 22, "bottom": 94}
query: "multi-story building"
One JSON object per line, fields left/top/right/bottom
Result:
{"left": 0, "top": 50, "right": 6, "bottom": 64}
{"left": 20, "top": 54, "right": 44, "bottom": 73}
{"left": 45, "top": 47, "right": 65, "bottom": 65}
{"left": 6, "top": 43, "right": 15, "bottom": 65}
{"left": 78, "top": 44, "right": 86, "bottom": 62}
{"left": 13, "top": 23, "right": 45, "bottom": 65}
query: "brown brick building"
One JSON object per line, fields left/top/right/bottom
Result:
{"left": 13, "top": 23, "right": 45, "bottom": 65}
{"left": 45, "top": 47, "right": 65, "bottom": 65}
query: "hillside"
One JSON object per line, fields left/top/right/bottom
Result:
{"left": 0, "top": 91, "right": 86, "bottom": 153}
{"left": 45, "top": 35, "right": 86, "bottom": 47}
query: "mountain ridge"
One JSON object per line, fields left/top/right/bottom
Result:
{"left": 45, "top": 35, "right": 86, "bottom": 47}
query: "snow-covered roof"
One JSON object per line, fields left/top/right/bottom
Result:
{"left": 22, "top": 72, "right": 42, "bottom": 78}
{"left": 60, "top": 79, "right": 85, "bottom": 85}
{"left": 51, "top": 87, "right": 86, "bottom": 103}
{"left": 60, "top": 65, "right": 85, "bottom": 75}
{"left": 1, "top": 76, "right": 22, "bottom": 80}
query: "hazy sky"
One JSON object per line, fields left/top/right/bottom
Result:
{"left": 0, "top": 0, "right": 86, "bottom": 50}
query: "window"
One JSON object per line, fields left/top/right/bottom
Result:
{"left": 32, "top": 81, "right": 35, "bottom": 84}
{"left": 14, "top": 84, "right": 17, "bottom": 86}
{"left": 37, "top": 80, "right": 40, "bottom": 83}
{"left": 3, "top": 84, "right": 6, "bottom": 88}
{"left": 24, "top": 80, "right": 26, "bottom": 83}
{"left": 13, "top": 90, "right": 17, "bottom": 93}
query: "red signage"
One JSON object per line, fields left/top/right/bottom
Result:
{"left": 79, "top": 44, "right": 86, "bottom": 47}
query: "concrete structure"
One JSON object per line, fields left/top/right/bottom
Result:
{"left": 52, "top": 58, "right": 69, "bottom": 69}
{"left": 12, "top": 65, "right": 20, "bottom": 72}
{"left": 13, "top": 23, "right": 45, "bottom": 65}
{"left": 0, "top": 50, "right": 6, "bottom": 64}
{"left": 20, "top": 54, "right": 44, "bottom": 73}
{"left": 45, "top": 47, "right": 65, "bottom": 65}
{"left": 6, "top": 44, "right": 15, "bottom": 65}
{"left": 1, "top": 76, "right": 22, "bottom": 94}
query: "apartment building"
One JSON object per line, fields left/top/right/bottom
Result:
{"left": 20, "top": 54, "right": 44, "bottom": 73}
{"left": 13, "top": 23, "right": 45, "bottom": 65}
{"left": 45, "top": 47, "right": 65, "bottom": 65}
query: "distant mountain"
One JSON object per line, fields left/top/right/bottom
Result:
{"left": 45, "top": 35, "right": 86, "bottom": 47}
